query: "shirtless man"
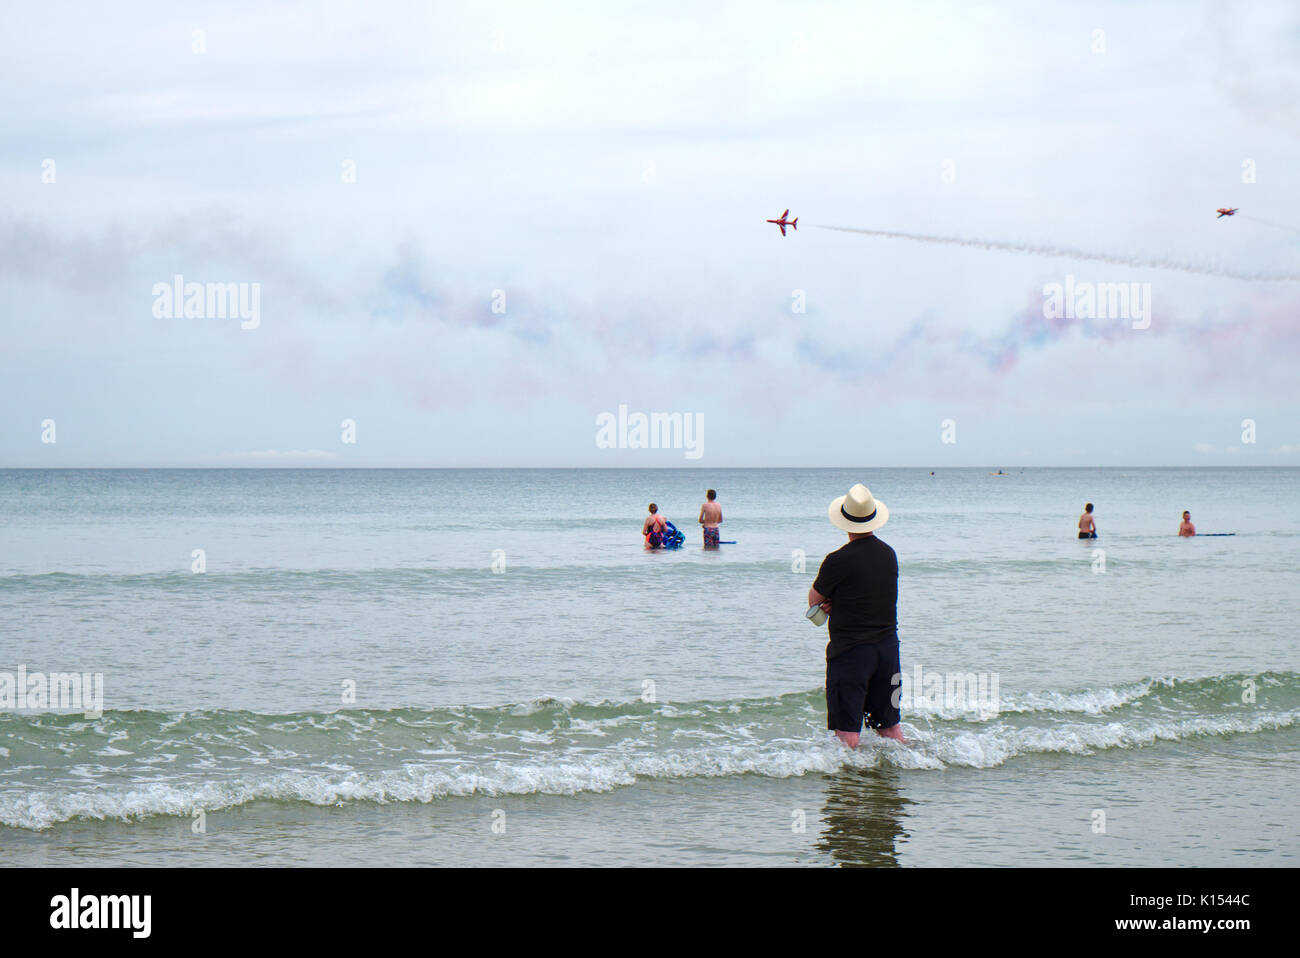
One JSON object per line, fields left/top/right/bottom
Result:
{"left": 642, "top": 503, "right": 668, "bottom": 549}
{"left": 1077, "top": 503, "right": 1097, "bottom": 539}
{"left": 698, "top": 489, "right": 722, "bottom": 549}
{"left": 1179, "top": 511, "right": 1196, "bottom": 537}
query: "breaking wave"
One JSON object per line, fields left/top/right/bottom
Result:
{"left": 1, "top": 672, "right": 1294, "bottom": 829}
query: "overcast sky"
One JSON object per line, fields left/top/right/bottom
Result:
{"left": 2, "top": 0, "right": 1298, "bottom": 467}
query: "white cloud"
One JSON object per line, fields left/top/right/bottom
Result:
{"left": 2, "top": 1, "right": 1299, "bottom": 466}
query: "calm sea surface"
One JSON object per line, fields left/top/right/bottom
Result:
{"left": 1, "top": 468, "right": 1296, "bottom": 865}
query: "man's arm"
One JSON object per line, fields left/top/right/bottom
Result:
{"left": 698, "top": 505, "right": 705, "bottom": 525}
{"left": 810, "top": 554, "right": 838, "bottom": 613}
{"left": 808, "top": 586, "right": 830, "bottom": 613}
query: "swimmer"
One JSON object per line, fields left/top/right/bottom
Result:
{"left": 698, "top": 489, "right": 722, "bottom": 549}
{"left": 1077, "top": 503, "right": 1097, "bottom": 539}
{"left": 642, "top": 503, "right": 668, "bottom": 549}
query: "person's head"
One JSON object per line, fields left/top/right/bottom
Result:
{"left": 827, "top": 483, "right": 888, "bottom": 537}
{"left": 648, "top": 503, "right": 658, "bottom": 514}
{"left": 1182, "top": 510, "right": 1190, "bottom": 520}
{"left": 706, "top": 489, "right": 716, "bottom": 501}
{"left": 1085, "top": 503, "right": 1093, "bottom": 513}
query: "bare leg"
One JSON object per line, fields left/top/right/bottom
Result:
{"left": 834, "top": 730, "right": 861, "bottom": 748}
{"left": 876, "top": 724, "right": 906, "bottom": 743}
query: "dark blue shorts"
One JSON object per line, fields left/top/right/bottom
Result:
{"left": 826, "top": 635, "right": 901, "bottom": 732}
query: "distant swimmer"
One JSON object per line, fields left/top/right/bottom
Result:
{"left": 1077, "top": 503, "right": 1097, "bottom": 539}
{"left": 698, "top": 488, "right": 722, "bottom": 549}
{"left": 1179, "top": 511, "right": 1196, "bottom": 537}
{"left": 807, "top": 483, "right": 906, "bottom": 747}
{"left": 643, "top": 503, "right": 668, "bottom": 549}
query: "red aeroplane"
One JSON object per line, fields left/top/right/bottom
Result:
{"left": 767, "top": 209, "right": 797, "bottom": 236}
{"left": 1216, "top": 207, "right": 1238, "bottom": 218}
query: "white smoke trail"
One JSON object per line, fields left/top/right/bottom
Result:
{"left": 1238, "top": 213, "right": 1300, "bottom": 235}
{"left": 814, "top": 225, "right": 1300, "bottom": 281}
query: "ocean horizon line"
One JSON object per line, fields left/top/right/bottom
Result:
{"left": 1, "top": 464, "right": 1297, "bottom": 472}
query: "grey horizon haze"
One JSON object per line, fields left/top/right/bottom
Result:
{"left": 2, "top": 1, "right": 1298, "bottom": 468}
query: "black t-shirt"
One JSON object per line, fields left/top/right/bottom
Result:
{"left": 812, "top": 535, "right": 898, "bottom": 658}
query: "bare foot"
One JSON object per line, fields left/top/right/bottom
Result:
{"left": 875, "top": 724, "right": 907, "bottom": 744}
{"left": 834, "top": 730, "right": 861, "bottom": 748}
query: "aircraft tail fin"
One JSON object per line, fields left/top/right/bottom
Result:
{"left": 791, "top": 218, "right": 798, "bottom": 231}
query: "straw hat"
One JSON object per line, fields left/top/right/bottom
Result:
{"left": 827, "top": 483, "right": 889, "bottom": 534}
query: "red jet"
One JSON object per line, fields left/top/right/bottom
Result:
{"left": 1216, "top": 207, "right": 1238, "bottom": 218}
{"left": 767, "top": 209, "right": 798, "bottom": 236}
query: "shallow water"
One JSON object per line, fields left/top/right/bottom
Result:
{"left": 1, "top": 467, "right": 1296, "bottom": 865}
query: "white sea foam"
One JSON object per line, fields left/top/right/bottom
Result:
{"left": 3, "top": 706, "right": 1293, "bottom": 830}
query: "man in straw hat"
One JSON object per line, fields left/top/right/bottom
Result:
{"left": 807, "top": 483, "right": 906, "bottom": 746}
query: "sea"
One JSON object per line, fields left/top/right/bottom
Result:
{"left": 1, "top": 467, "right": 1296, "bottom": 866}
